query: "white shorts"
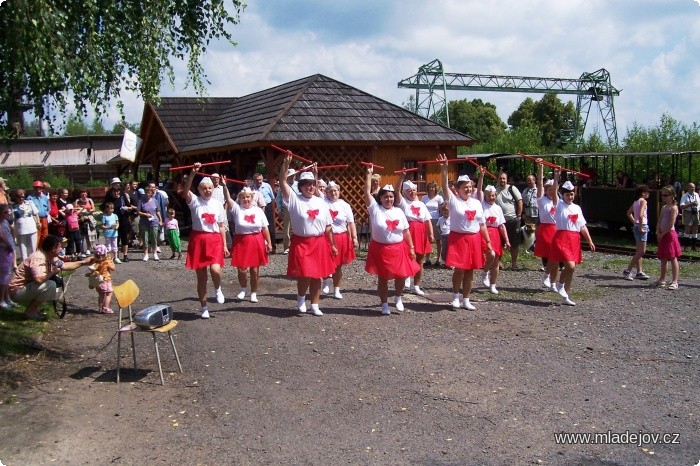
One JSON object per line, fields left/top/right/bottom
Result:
{"left": 104, "top": 236, "right": 119, "bottom": 253}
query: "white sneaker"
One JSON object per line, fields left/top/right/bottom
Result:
{"left": 142, "top": 254, "right": 149, "bottom": 262}
{"left": 562, "top": 297, "right": 576, "bottom": 306}
{"left": 404, "top": 277, "right": 411, "bottom": 288}
{"left": 156, "top": 247, "right": 162, "bottom": 254}
{"left": 85, "top": 249, "right": 91, "bottom": 255}
{"left": 394, "top": 296, "right": 404, "bottom": 312}
{"left": 413, "top": 285, "right": 425, "bottom": 296}
{"left": 237, "top": 288, "right": 247, "bottom": 300}
{"left": 321, "top": 279, "right": 330, "bottom": 295}
{"left": 114, "top": 257, "right": 122, "bottom": 264}
{"left": 283, "top": 248, "right": 289, "bottom": 255}
{"left": 250, "top": 292, "right": 258, "bottom": 303}
{"left": 297, "top": 297, "right": 307, "bottom": 313}
{"left": 310, "top": 306, "right": 323, "bottom": 316}
{"left": 462, "top": 298, "right": 476, "bottom": 311}
{"left": 481, "top": 271, "right": 490, "bottom": 287}
{"left": 215, "top": 287, "right": 225, "bottom": 304}
{"left": 201, "top": 309, "right": 210, "bottom": 319}
{"left": 556, "top": 283, "right": 568, "bottom": 299}
{"left": 381, "top": 303, "right": 391, "bottom": 315}
{"left": 451, "top": 293, "right": 462, "bottom": 310}
{"left": 0, "top": 302, "right": 10, "bottom": 311}
{"left": 542, "top": 272, "right": 551, "bottom": 289}
{"left": 550, "top": 284, "right": 558, "bottom": 293}
{"left": 4, "top": 299, "right": 16, "bottom": 308}
{"left": 489, "top": 284, "right": 499, "bottom": 295}
{"left": 333, "top": 288, "right": 343, "bottom": 299}
{"left": 153, "top": 254, "right": 160, "bottom": 261}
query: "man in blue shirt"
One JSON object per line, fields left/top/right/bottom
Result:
{"left": 253, "top": 172, "right": 277, "bottom": 253}
{"left": 27, "top": 180, "right": 50, "bottom": 247}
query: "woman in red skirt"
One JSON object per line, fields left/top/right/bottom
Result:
{"left": 475, "top": 172, "right": 510, "bottom": 295}
{"left": 223, "top": 185, "right": 272, "bottom": 303}
{"left": 323, "top": 181, "right": 358, "bottom": 299}
{"left": 535, "top": 162, "right": 559, "bottom": 289}
{"left": 395, "top": 173, "right": 434, "bottom": 296}
{"left": 279, "top": 153, "right": 337, "bottom": 316}
{"left": 438, "top": 154, "right": 491, "bottom": 311}
{"left": 364, "top": 165, "right": 420, "bottom": 315}
{"left": 182, "top": 163, "right": 229, "bottom": 319}
{"left": 548, "top": 170, "right": 595, "bottom": 306}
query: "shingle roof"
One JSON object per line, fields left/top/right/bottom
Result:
{"left": 151, "top": 74, "right": 474, "bottom": 154}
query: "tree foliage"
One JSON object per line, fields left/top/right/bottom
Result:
{"left": 622, "top": 114, "right": 700, "bottom": 152}
{"left": 508, "top": 94, "right": 577, "bottom": 148}
{"left": 0, "top": 0, "right": 246, "bottom": 139}
{"left": 447, "top": 98, "right": 506, "bottom": 144}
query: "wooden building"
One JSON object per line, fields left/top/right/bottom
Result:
{"left": 137, "top": 74, "right": 475, "bottom": 223}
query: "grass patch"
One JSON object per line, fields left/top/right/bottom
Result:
{"left": 0, "top": 303, "right": 55, "bottom": 356}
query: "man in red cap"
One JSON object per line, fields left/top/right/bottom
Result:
{"left": 27, "top": 180, "right": 50, "bottom": 248}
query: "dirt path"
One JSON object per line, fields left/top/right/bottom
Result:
{"left": 0, "top": 252, "right": 698, "bottom": 465}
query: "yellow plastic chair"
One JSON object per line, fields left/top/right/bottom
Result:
{"left": 114, "top": 280, "right": 182, "bottom": 385}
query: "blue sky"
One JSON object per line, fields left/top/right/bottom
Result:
{"left": 114, "top": 0, "right": 700, "bottom": 142}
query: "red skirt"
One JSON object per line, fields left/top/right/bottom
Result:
{"left": 186, "top": 230, "right": 225, "bottom": 270}
{"left": 408, "top": 221, "right": 433, "bottom": 255}
{"left": 534, "top": 223, "right": 556, "bottom": 258}
{"left": 330, "top": 231, "right": 356, "bottom": 267}
{"left": 231, "top": 233, "right": 269, "bottom": 268}
{"left": 657, "top": 230, "right": 682, "bottom": 260}
{"left": 287, "top": 234, "right": 336, "bottom": 279}
{"left": 482, "top": 226, "right": 504, "bottom": 256}
{"left": 446, "top": 231, "right": 485, "bottom": 270}
{"left": 365, "top": 240, "right": 421, "bottom": 280}
{"left": 549, "top": 230, "right": 583, "bottom": 264}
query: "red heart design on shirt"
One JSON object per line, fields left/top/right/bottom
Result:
{"left": 465, "top": 210, "right": 476, "bottom": 221}
{"left": 487, "top": 216, "right": 497, "bottom": 225}
{"left": 201, "top": 213, "right": 216, "bottom": 224}
{"left": 568, "top": 214, "right": 578, "bottom": 223}
{"left": 307, "top": 209, "right": 319, "bottom": 220}
{"left": 244, "top": 214, "right": 255, "bottom": 223}
{"left": 410, "top": 205, "right": 421, "bottom": 217}
{"left": 549, "top": 206, "right": 556, "bottom": 215}
{"left": 330, "top": 210, "right": 338, "bottom": 220}
{"left": 386, "top": 219, "right": 399, "bottom": 231}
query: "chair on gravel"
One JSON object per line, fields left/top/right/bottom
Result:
{"left": 113, "top": 279, "right": 182, "bottom": 385}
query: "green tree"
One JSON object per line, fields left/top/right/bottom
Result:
{"left": 466, "top": 124, "right": 543, "bottom": 156}
{"left": 622, "top": 114, "right": 700, "bottom": 152}
{"left": 0, "top": 0, "right": 246, "bottom": 139}
{"left": 508, "top": 94, "right": 577, "bottom": 148}
{"left": 447, "top": 98, "right": 506, "bottom": 144}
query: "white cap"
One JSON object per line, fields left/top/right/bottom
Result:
{"left": 381, "top": 184, "right": 394, "bottom": 192}
{"left": 110, "top": 177, "right": 121, "bottom": 185}
{"left": 402, "top": 180, "right": 417, "bottom": 191}
{"left": 316, "top": 178, "right": 327, "bottom": 187}
{"left": 457, "top": 175, "right": 470, "bottom": 183}
{"left": 299, "top": 172, "right": 315, "bottom": 182}
{"left": 198, "top": 177, "right": 213, "bottom": 187}
{"left": 544, "top": 179, "right": 554, "bottom": 186}
{"left": 210, "top": 173, "right": 220, "bottom": 178}
{"left": 327, "top": 181, "right": 339, "bottom": 188}
{"left": 561, "top": 181, "right": 575, "bottom": 191}
{"left": 483, "top": 185, "right": 497, "bottom": 193}
{"left": 286, "top": 169, "right": 296, "bottom": 178}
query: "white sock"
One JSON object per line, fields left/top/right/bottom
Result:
{"left": 296, "top": 295, "right": 306, "bottom": 306}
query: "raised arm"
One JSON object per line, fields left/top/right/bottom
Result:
{"left": 394, "top": 172, "right": 405, "bottom": 205}
{"left": 181, "top": 162, "right": 201, "bottom": 204}
{"left": 475, "top": 170, "right": 485, "bottom": 202}
{"left": 536, "top": 161, "right": 544, "bottom": 198}
{"left": 438, "top": 154, "right": 450, "bottom": 202}
{"left": 552, "top": 169, "right": 560, "bottom": 205}
{"left": 364, "top": 165, "right": 375, "bottom": 207}
{"left": 279, "top": 153, "right": 293, "bottom": 203}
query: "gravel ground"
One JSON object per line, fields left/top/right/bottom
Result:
{"left": 0, "top": 242, "right": 698, "bottom": 465}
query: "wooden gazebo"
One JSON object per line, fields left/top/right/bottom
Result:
{"left": 136, "top": 74, "right": 475, "bottom": 223}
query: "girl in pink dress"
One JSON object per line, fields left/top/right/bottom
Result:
{"left": 224, "top": 186, "right": 272, "bottom": 303}
{"left": 548, "top": 170, "right": 595, "bottom": 306}
{"left": 279, "top": 154, "right": 337, "bottom": 316}
{"left": 437, "top": 154, "right": 491, "bottom": 311}
{"left": 364, "top": 165, "right": 420, "bottom": 315}
{"left": 655, "top": 185, "right": 682, "bottom": 289}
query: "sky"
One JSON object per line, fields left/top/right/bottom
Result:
{"left": 111, "top": 0, "right": 700, "bottom": 142}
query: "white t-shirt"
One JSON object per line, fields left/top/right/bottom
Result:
{"left": 287, "top": 192, "right": 331, "bottom": 237}
{"left": 398, "top": 198, "right": 431, "bottom": 222}
{"left": 447, "top": 195, "right": 484, "bottom": 233}
{"left": 537, "top": 195, "right": 557, "bottom": 224}
{"left": 437, "top": 216, "right": 450, "bottom": 236}
{"left": 421, "top": 194, "right": 444, "bottom": 220}
{"left": 681, "top": 191, "right": 699, "bottom": 212}
{"left": 368, "top": 198, "right": 409, "bottom": 244}
{"left": 555, "top": 201, "right": 586, "bottom": 232}
{"left": 481, "top": 200, "right": 506, "bottom": 228}
{"left": 229, "top": 203, "right": 268, "bottom": 235}
{"left": 187, "top": 196, "right": 226, "bottom": 234}
{"left": 325, "top": 198, "right": 354, "bottom": 234}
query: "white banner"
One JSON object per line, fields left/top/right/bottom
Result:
{"left": 119, "top": 129, "right": 142, "bottom": 162}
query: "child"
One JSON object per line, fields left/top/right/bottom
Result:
{"left": 76, "top": 198, "right": 97, "bottom": 256}
{"left": 165, "top": 208, "right": 182, "bottom": 260}
{"left": 100, "top": 202, "right": 119, "bottom": 261}
{"left": 64, "top": 204, "right": 82, "bottom": 257}
{"left": 0, "top": 204, "right": 16, "bottom": 309}
{"left": 436, "top": 203, "right": 450, "bottom": 268}
{"left": 655, "top": 185, "right": 682, "bottom": 289}
{"left": 87, "top": 244, "right": 116, "bottom": 314}
{"left": 622, "top": 185, "right": 650, "bottom": 280}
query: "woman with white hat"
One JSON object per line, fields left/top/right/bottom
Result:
{"left": 182, "top": 163, "right": 229, "bottom": 319}
{"left": 438, "top": 154, "right": 490, "bottom": 311}
{"left": 547, "top": 169, "right": 595, "bottom": 306}
{"left": 222, "top": 185, "right": 272, "bottom": 303}
{"left": 475, "top": 172, "right": 510, "bottom": 295}
{"left": 535, "top": 162, "right": 560, "bottom": 289}
{"left": 364, "top": 165, "right": 420, "bottom": 315}
{"left": 322, "top": 180, "right": 358, "bottom": 299}
{"left": 279, "top": 154, "right": 336, "bottom": 316}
